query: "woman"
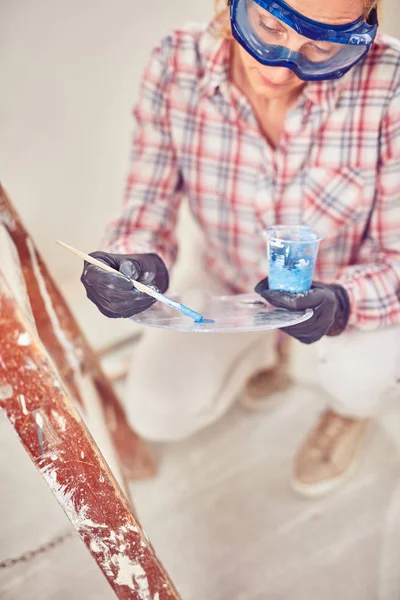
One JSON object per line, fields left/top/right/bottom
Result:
{"left": 81, "top": 0, "right": 400, "bottom": 497}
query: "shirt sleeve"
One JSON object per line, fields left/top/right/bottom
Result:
{"left": 101, "top": 36, "right": 183, "bottom": 269}
{"left": 337, "top": 87, "right": 400, "bottom": 331}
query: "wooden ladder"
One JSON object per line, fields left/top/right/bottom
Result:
{"left": 0, "top": 184, "right": 181, "bottom": 599}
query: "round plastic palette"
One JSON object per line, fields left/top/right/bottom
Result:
{"left": 130, "top": 291, "right": 313, "bottom": 333}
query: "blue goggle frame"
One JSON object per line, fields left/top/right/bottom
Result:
{"left": 228, "top": 0, "right": 379, "bottom": 81}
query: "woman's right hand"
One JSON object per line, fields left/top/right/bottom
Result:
{"left": 81, "top": 251, "right": 169, "bottom": 319}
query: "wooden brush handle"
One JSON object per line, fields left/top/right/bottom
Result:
{"left": 56, "top": 241, "right": 159, "bottom": 300}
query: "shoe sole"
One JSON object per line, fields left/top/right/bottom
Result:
{"left": 291, "top": 458, "right": 360, "bottom": 499}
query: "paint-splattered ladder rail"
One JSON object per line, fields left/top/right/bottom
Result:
{"left": 0, "top": 184, "right": 181, "bottom": 599}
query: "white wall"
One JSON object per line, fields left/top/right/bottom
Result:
{"left": 0, "top": 0, "right": 399, "bottom": 285}
{"left": 0, "top": 0, "right": 211, "bottom": 283}
{"left": 381, "top": 0, "right": 400, "bottom": 38}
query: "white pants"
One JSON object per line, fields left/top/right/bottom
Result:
{"left": 124, "top": 261, "right": 400, "bottom": 442}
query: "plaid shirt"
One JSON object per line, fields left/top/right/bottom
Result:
{"left": 103, "top": 20, "right": 400, "bottom": 331}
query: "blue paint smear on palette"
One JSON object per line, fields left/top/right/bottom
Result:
{"left": 178, "top": 305, "right": 215, "bottom": 324}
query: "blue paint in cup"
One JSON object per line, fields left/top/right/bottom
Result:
{"left": 266, "top": 226, "right": 323, "bottom": 294}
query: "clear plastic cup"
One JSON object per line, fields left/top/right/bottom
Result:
{"left": 265, "top": 226, "right": 323, "bottom": 294}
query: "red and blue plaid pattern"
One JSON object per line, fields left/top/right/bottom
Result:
{"left": 103, "top": 21, "right": 400, "bottom": 331}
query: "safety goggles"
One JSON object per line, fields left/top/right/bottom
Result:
{"left": 229, "top": 0, "right": 379, "bottom": 81}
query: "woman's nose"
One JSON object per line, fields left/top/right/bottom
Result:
{"left": 285, "top": 31, "right": 310, "bottom": 54}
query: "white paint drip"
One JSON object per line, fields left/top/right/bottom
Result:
{"left": 18, "top": 332, "right": 31, "bottom": 346}
{"left": 35, "top": 411, "right": 44, "bottom": 428}
{"left": 132, "top": 563, "right": 151, "bottom": 600}
{"left": 0, "top": 356, "right": 6, "bottom": 370}
{"left": 114, "top": 554, "right": 139, "bottom": 589}
{"left": 27, "top": 237, "right": 80, "bottom": 374}
{"left": 40, "top": 465, "right": 152, "bottom": 594}
{"left": 41, "top": 465, "right": 109, "bottom": 532}
{"left": 81, "top": 450, "right": 85, "bottom": 459}
{"left": 51, "top": 410, "right": 66, "bottom": 432}
{"left": 51, "top": 377, "right": 61, "bottom": 389}
{"left": 154, "top": 594, "right": 160, "bottom": 600}
{"left": 113, "top": 555, "right": 151, "bottom": 599}
{"left": 0, "top": 384, "right": 13, "bottom": 401}
{"left": 121, "top": 524, "right": 139, "bottom": 534}
{"left": 110, "top": 531, "right": 117, "bottom": 543}
{"left": 79, "top": 517, "right": 108, "bottom": 530}
{"left": 86, "top": 523, "right": 151, "bottom": 593}
{"left": 19, "top": 394, "right": 28, "bottom": 415}
{"left": 90, "top": 536, "right": 114, "bottom": 576}
{"left": 90, "top": 540, "right": 101, "bottom": 553}
{"left": 41, "top": 464, "right": 76, "bottom": 523}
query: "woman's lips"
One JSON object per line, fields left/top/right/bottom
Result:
{"left": 257, "top": 71, "right": 290, "bottom": 88}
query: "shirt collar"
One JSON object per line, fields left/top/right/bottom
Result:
{"left": 198, "top": 18, "right": 232, "bottom": 97}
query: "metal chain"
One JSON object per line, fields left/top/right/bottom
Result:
{"left": 0, "top": 530, "right": 73, "bottom": 570}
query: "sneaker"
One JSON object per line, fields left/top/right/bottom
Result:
{"left": 292, "top": 410, "right": 371, "bottom": 498}
{"left": 239, "top": 337, "right": 292, "bottom": 411}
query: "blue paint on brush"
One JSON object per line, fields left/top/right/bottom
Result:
{"left": 142, "top": 285, "right": 215, "bottom": 324}
{"left": 165, "top": 297, "right": 215, "bottom": 324}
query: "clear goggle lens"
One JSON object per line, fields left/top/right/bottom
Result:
{"left": 231, "top": 0, "right": 375, "bottom": 80}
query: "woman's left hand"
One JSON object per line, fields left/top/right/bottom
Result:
{"left": 255, "top": 279, "right": 350, "bottom": 344}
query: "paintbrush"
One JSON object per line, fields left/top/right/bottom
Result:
{"left": 56, "top": 241, "right": 214, "bottom": 324}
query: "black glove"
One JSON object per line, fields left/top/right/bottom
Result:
{"left": 255, "top": 279, "right": 350, "bottom": 344}
{"left": 81, "top": 251, "right": 169, "bottom": 319}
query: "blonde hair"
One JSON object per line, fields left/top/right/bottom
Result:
{"left": 213, "top": 0, "right": 382, "bottom": 39}
{"left": 363, "top": 0, "right": 382, "bottom": 17}
{"left": 213, "top": 0, "right": 232, "bottom": 38}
